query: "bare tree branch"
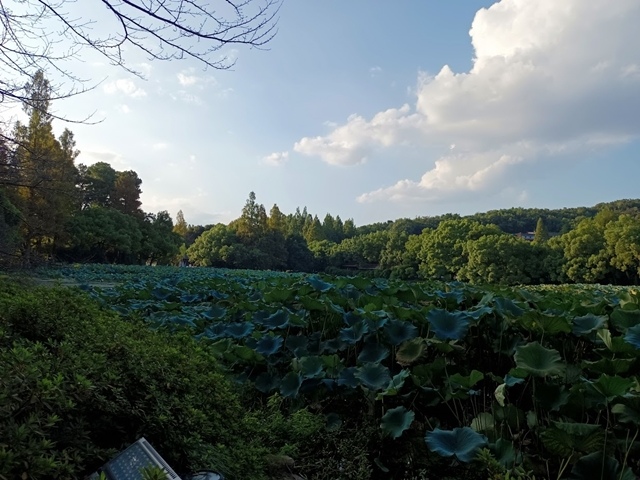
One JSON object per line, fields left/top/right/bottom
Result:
{"left": 0, "top": 0, "right": 282, "bottom": 119}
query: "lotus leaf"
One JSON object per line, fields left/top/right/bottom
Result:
{"left": 425, "top": 427, "right": 488, "bottom": 463}
{"left": 201, "top": 305, "right": 227, "bottom": 320}
{"left": 380, "top": 406, "right": 414, "bottom": 439}
{"left": 337, "top": 367, "right": 359, "bottom": 388}
{"left": 384, "top": 319, "right": 418, "bottom": 345}
{"left": 426, "top": 309, "right": 470, "bottom": 341}
{"left": 396, "top": 338, "right": 426, "bottom": 366}
{"left": 572, "top": 314, "right": 607, "bottom": 336}
{"left": 255, "top": 372, "right": 281, "bottom": 393}
{"left": 298, "top": 356, "right": 324, "bottom": 378}
{"left": 514, "top": 342, "right": 565, "bottom": 377}
{"left": 255, "top": 335, "right": 284, "bottom": 355}
{"left": 357, "top": 342, "right": 390, "bottom": 363}
{"left": 280, "top": 372, "right": 303, "bottom": 398}
{"left": 339, "top": 321, "right": 369, "bottom": 344}
{"left": 568, "top": 452, "right": 635, "bottom": 480}
{"left": 355, "top": 363, "right": 391, "bottom": 390}
{"left": 225, "top": 322, "right": 255, "bottom": 339}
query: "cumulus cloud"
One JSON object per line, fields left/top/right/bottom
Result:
{"left": 262, "top": 151, "right": 289, "bottom": 167}
{"left": 177, "top": 72, "right": 199, "bottom": 86}
{"left": 103, "top": 79, "right": 147, "bottom": 98}
{"left": 293, "top": 0, "right": 640, "bottom": 203}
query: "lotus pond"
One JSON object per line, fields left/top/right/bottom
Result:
{"left": 37, "top": 264, "right": 640, "bottom": 478}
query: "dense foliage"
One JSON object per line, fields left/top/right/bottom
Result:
{"left": 21, "top": 264, "right": 640, "bottom": 479}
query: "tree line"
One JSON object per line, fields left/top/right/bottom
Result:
{"left": 0, "top": 71, "right": 182, "bottom": 266}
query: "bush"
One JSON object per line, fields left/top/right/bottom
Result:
{"left": 0, "top": 281, "right": 265, "bottom": 479}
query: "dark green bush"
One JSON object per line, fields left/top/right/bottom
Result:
{"left": 0, "top": 281, "right": 265, "bottom": 479}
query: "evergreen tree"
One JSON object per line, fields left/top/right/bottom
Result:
{"left": 533, "top": 217, "right": 550, "bottom": 243}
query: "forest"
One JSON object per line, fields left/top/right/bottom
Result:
{"left": 3, "top": 71, "right": 640, "bottom": 286}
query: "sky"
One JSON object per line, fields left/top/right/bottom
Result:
{"left": 7, "top": 0, "right": 640, "bottom": 227}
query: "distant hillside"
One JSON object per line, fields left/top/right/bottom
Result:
{"left": 357, "top": 198, "right": 640, "bottom": 236}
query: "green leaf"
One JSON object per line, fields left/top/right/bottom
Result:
{"left": 490, "top": 438, "right": 517, "bottom": 467}
{"left": 298, "top": 356, "right": 324, "bottom": 379}
{"left": 624, "top": 323, "right": 640, "bottom": 349}
{"left": 519, "top": 311, "right": 571, "bottom": 335}
{"left": 572, "top": 314, "right": 607, "bottom": 336}
{"left": 396, "top": 338, "right": 426, "bottom": 366}
{"left": 280, "top": 372, "right": 303, "bottom": 398}
{"left": 514, "top": 342, "right": 565, "bottom": 377}
{"left": 337, "top": 367, "right": 359, "bottom": 388}
{"left": 307, "top": 275, "right": 333, "bottom": 292}
{"left": 255, "top": 372, "right": 280, "bottom": 393}
{"left": 534, "top": 383, "right": 570, "bottom": 411}
{"left": 225, "top": 322, "right": 255, "bottom": 339}
{"left": 357, "top": 342, "right": 390, "bottom": 364}
{"left": 540, "top": 424, "right": 605, "bottom": 457}
{"left": 260, "top": 309, "right": 290, "bottom": 330}
{"left": 449, "top": 370, "right": 484, "bottom": 389}
{"left": 255, "top": 335, "right": 284, "bottom": 356}
{"left": 493, "top": 297, "right": 524, "bottom": 318}
{"left": 610, "top": 307, "right": 640, "bottom": 332}
{"left": 201, "top": 305, "right": 227, "bottom": 320}
{"left": 568, "top": 452, "right": 636, "bottom": 480}
{"left": 470, "top": 413, "right": 494, "bottom": 433}
{"left": 383, "top": 319, "right": 418, "bottom": 345}
{"left": 585, "top": 374, "right": 634, "bottom": 401}
{"left": 426, "top": 309, "right": 471, "bottom": 341}
{"left": 611, "top": 396, "right": 640, "bottom": 424}
{"left": 377, "top": 369, "right": 411, "bottom": 399}
{"left": 582, "top": 358, "right": 634, "bottom": 376}
{"left": 355, "top": 363, "right": 391, "bottom": 391}
{"left": 339, "top": 321, "right": 369, "bottom": 345}
{"left": 380, "top": 406, "right": 414, "bottom": 439}
{"left": 425, "top": 427, "right": 488, "bottom": 463}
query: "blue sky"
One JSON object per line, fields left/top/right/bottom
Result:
{"left": 16, "top": 0, "right": 640, "bottom": 227}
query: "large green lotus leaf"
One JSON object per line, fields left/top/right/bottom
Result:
{"left": 255, "top": 372, "right": 281, "bottom": 393}
{"left": 201, "top": 305, "right": 227, "bottom": 320}
{"left": 337, "top": 367, "right": 359, "bottom": 388}
{"left": 383, "top": 319, "right": 418, "bottom": 345}
{"left": 260, "top": 309, "right": 290, "bottom": 330}
{"left": 494, "top": 384, "right": 507, "bottom": 407}
{"left": 534, "top": 383, "right": 570, "bottom": 411}
{"left": 308, "top": 275, "right": 334, "bottom": 292}
{"left": 572, "top": 314, "right": 607, "bottom": 336}
{"left": 610, "top": 308, "right": 640, "bottom": 332}
{"left": 582, "top": 358, "right": 634, "bottom": 376}
{"left": 280, "top": 372, "right": 303, "bottom": 398}
{"left": 493, "top": 297, "right": 524, "bottom": 319}
{"left": 320, "top": 337, "right": 346, "bottom": 354}
{"left": 514, "top": 342, "right": 565, "bottom": 377}
{"left": 470, "top": 413, "right": 495, "bottom": 433}
{"left": 396, "top": 338, "right": 426, "bottom": 366}
{"left": 540, "top": 422, "right": 605, "bottom": 458}
{"left": 425, "top": 427, "right": 488, "bottom": 463}
{"left": 225, "top": 322, "right": 255, "bottom": 339}
{"left": 466, "top": 305, "right": 494, "bottom": 321}
{"left": 611, "top": 396, "right": 640, "bottom": 424}
{"left": 426, "top": 309, "right": 470, "bottom": 341}
{"left": 624, "top": 323, "right": 640, "bottom": 349}
{"left": 298, "top": 356, "right": 324, "bottom": 379}
{"left": 365, "top": 316, "right": 389, "bottom": 332}
{"left": 255, "top": 335, "right": 284, "bottom": 356}
{"left": 377, "top": 369, "right": 410, "bottom": 398}
{"left": 568, "top": 452, "right": 636, "bottom": 480}
{"left": 355, "top": 363, "right": 391, "bottom": 391}
{"left": 585, "top": 374, "right": 634, "bottom": 402}
{"left": 230, "top": 345, "right": 262, "bottom": 363}
{"left": 285, "top": 335, "right": 309, "bottom": 357}
{"left": 358, "top": 342, "right": 390, "bottom": 363}
{"left": 380, "top": 406, "right": 414, "bottom": 439}
{"left": 449, "top": 370, "right": 484, "bottom": 390}
{"left": 411, "top": 358, "right": 447, "bottom": 386}
{"left": 343, "top": 311, "right": 363, "bottom": 326}
{"left": 519, "top": 311, "right": 571, "bottom": 335}
{"left": 202, "top": 323, "right": 227, "bottom": 340}
{"left": 151, "top": 287, "right": 173, "bottom": 301}
{"left": 339, "top": 321, "right": 369, "bottom": 344}
{"left": 490, "top": 438, "right": 518, "bottom": 467}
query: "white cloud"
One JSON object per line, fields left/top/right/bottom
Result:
{"left": 117, "top": 104, "right": 131, "bottom": 114}
{"left": 177, "top": 72, "right": 199, "bottom": 86}
{"left": 262, "top": 151, "right": 289, "bottom": 167}
{"left": 291, "top": 0, "right": 640, "bottom": 203}
{"left": 152, "top": 142, "right": 169, "bottom": 150}
{"left": 103, "top": 79, "right": 147, "bottom": 98}
{"left": 369, "top": 66, "right": 382, "bottom": 77}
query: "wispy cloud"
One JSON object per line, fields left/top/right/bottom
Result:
{"left": 103, "top": 79, "right": 147, "bottom": 98}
